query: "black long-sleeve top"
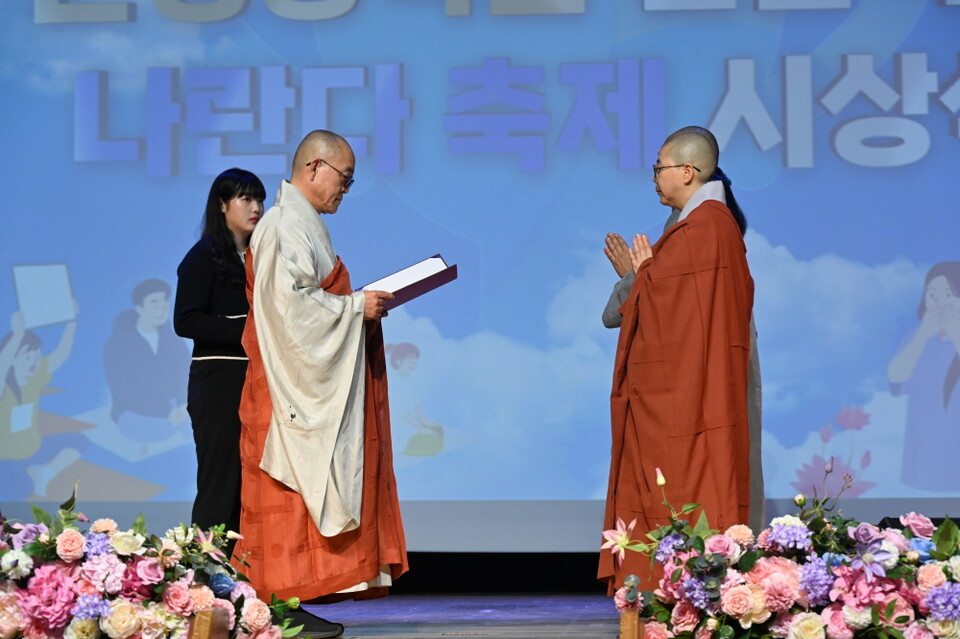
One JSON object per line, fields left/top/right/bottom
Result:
{"left": 174, "top": 237, "right": 248, "bottom": 358}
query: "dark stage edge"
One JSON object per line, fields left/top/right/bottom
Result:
{"left": 304, "top": 594, "right": 618, "bottom": 638}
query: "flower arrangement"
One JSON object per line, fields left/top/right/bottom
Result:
{"left": 0, "top": 489, "right": 301, "bottom": 639}
{"left": 603, "top": 464, "right": 960, "bottom": 639}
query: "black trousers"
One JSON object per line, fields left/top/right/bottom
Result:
{"left": 187, "top": 358, "right": 246, "bottom": 551}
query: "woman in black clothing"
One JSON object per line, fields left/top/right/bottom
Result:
{"left": 174, "top": 168, "right": 265, "bottom": 549}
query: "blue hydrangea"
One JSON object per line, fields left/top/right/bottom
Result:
{"left": 926, "top": 582, "right": 960, "bottom": 621}
{"left": 71, "top": 594, "right": 111, "bottom": 620}
{"left": 799, "top": 555, "right": 834, "bottom": 606}
{"left": 84, "top": 532, "right": 110, "bottom": 556}
{"left": 767, "top": 523, "right": 813, "bottom": 551}
{"left": 655, "top": 533, "right": 686, "bottom": 564}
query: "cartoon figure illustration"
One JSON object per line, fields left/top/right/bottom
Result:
{"left": 103, "top": 279, "right": 190, "bottom": 449}
{"left": 0, "top": 307, "right": 82, "bottom": 498}
{"left": 387, "top": 343, "right": 444, "bottom": 457}
{"left": 888, "top": 261, "right": 960, "bottom": 491}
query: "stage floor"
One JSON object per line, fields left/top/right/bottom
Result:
{"left": 304, "top": 594, "right": 619, "bottom": 638}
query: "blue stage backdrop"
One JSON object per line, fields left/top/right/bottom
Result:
{"left": 1, "top": 0, "right": 958, "bottom": 551}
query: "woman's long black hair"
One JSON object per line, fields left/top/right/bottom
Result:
{"left": 711, "top": 167, "right": 747, "bottom": 236}
{"left": 201, "top": 168, "right": 266, "bottom": 286}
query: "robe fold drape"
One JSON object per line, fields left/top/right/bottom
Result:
{"left": 599, "top": 200, "right": 753, "bottom": 594}
{"left": 232, "top": 248, "right": 408, "bottom": 601}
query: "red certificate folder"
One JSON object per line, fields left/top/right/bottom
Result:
{"left": 360, "top": 254, "right": 458, "bottom": 311}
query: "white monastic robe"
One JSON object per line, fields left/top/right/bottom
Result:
{"left": 249, "top": 180, "right": 368, "bottom": 537}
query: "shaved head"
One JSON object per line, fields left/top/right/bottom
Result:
{"left": 661, "top": 126, "right": 718, "bottom": 184}
{"left": 291, "top": 130, "right": 349, "bottom": 178}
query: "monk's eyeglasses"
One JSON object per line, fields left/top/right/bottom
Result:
{"left": 652, "top": 163, "right": 701, "bottom": 178}
{"left": 307, "top": 158, "right": 355, "bottom": 189}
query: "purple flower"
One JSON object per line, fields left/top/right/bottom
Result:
{"left": 926, "top": 582, "right": 960, "bottom": 621}
{"left": 847, "top": 522, "right": 881, "bottom": 545}
{"left": 10, "top": 522, "right": 48, "bottom": 550}
{"left": 655, "top": 533, "right": 686, "bottom": 564}
{"left": 84, "top": 532, "right": 110, "bottom": 556}
{"left": 766, "top": 523, "right": 813, "bottom": 552}
{"left": 71, "top": 594, "right": 111, "bottom": 620}
{"left": 850, "top": 540, "right": 892, "bottom": 583}
{"left": 683, "top": 576, "right": 712, "bottom": 610}
{"left": 799, "top": 555, "right": 833, "bottom": 606}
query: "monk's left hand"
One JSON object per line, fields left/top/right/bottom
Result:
{"left": 630, "top": 234, "right": 653, "bottom": 273}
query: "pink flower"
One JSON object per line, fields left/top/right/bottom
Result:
{"left": 829, "top": 565, "right": 894, "bottom": 608}
{"left": 195, "top": 529, "right": 227, "bottom": 562}
{"left": 821, "top": 603, "right": 854, "bottom": 639}
{"left": 241, "top": 599, "right": 272, "bottom": 632}
{"left": 90, "top": 519, "right": 119, "bottom": 536}
{"left": 881, "top": 529, "right": 909, "bottom": 554}
{"left": 16, "top": 564, "right": 77, "bottom": 631}
{"left": 134, "top": 558, "right": 164, "bottom": 586}
{"left": 916, "top": 564, "right": 946, "bottom": 593}
{"left": 764, "top": 573, "right": 801, "bottom": 613}
{"left": 80, "top": 553, "right": 125, "bottom": 594}
{"left": 120, "top": 559, "right": 152, "bottom": 603}
{"left": 601, "top": 518, "right": 637, "bottom": 566}
{"left": 211, "top": 598, "right": 237, "bottom": 630}
{"left": 746, "top": 557, "right": 800, "bottom": 587}
{"left": 251, "top": 626, "right": 282, "bottom": 639}
{"left": 695, "top": 626, "right": 714, "bottom": 639}
{"left": 904, "top": 622, "right": 936, "bottom": 639}
{"left": 722, "top": 585, "right": 755, "bottom": 618}
{"left": 900, "top": 513, "right": 936, "bottom": 539}
{"left": 644, "top": 621, "right": 675, "bottom": 639}
{"left": 879, "top": 594, "right": 915, "bottom": 629}
{"left": 819, "top": 426, "right": 834, "bottom": 443}
{"left": 190, "top": 585, "right": 216, "bottom": 610}
{"left": 835, "top": 406, "right": 869, "bottom": 430}
{"left": 231, "top": 581, "right": 258, "bottom": 603}
{"left": 671, "top": 600, "right": 701, "bottom": 633}
{"left": 156, "top": 539, "right": 182, "bottom": 568}
{"left": 55, "top": 529, "right": 87, "bottom": 562}
{"left": 162, "top": 580, "right": 194, "bottom": 616}
{"left": 705, "top": 534, "right": 742, "bottom": 562}
{"left": 0, "top": 585, "right": 24, "bottom": 639}
{"left": 772, "top": 613, "right": 798, "bottom": 638}
{"left": 725, "top": 525, "right": 756, "bottom": 548}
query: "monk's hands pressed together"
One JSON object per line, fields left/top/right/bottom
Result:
{"left": 603, "top": 233, "right": 633, "bottom": 278}
{"left": 363, "top": 290, "right": 394, "bottom": 320}
{"left": 630, "top": 234, "right": 653, "bottom": 273}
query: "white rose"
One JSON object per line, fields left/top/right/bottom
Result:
{"left": 947, "top": 556, "right": 960, "bottom": 580}
{"left": 100, "top": 600, "right": 141, "bottom": 639}
{"left": 842, "top": 606, "right": 871, "bottom": 630}
{"left": 64, "top": 618, "right": 101, "bottom": 639}
{"left": 109, "top": 530, "right": 145, "bottom": 556}
{"left": 164, "top": 525, "right": 195, "bottom": 546}
{"left": 1, "top": 550, "right": 33, "bottom": 579}
{"left": 787, "top": 612, "right": 826, "bottom": 639}
{"left": 879, "top": 540, "right": 899, "bottom": 570}
{"left": 929, "top": 620, "right": 960, "bottom": 639}
{"left": 771, "top": 515, "right": 804, "bottom": 528}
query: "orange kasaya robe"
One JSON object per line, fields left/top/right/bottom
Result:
{"left": 232, "top": 249, "right": 408, "bottom": 602}
{"left": 599, "top": 200, "right": 754, "bottom": 594}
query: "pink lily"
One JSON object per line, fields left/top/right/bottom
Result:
{"left": 602, "top": 517, "right": 637, "bottom": 566}
{"left": 195, "top": 529, "right": 227, "bottom": 562}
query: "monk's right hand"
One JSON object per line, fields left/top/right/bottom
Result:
{"left": 630, "top": 234, "right": 653, "bottom": 273}
{"left": 363, "top": 290, "right": 394, "bottom": 320}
